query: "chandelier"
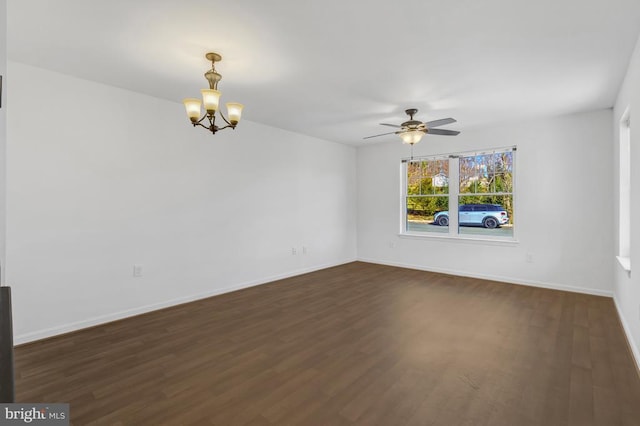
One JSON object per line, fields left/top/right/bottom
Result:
{"left": 183, "top": 52, "right": 244, "bottom": 135}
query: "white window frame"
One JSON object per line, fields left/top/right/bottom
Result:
{"left": 400, "top": 146, "right": 517, "bottom": 243}
{"left": 617, "top": 108, "right": 631, "bottom": 272}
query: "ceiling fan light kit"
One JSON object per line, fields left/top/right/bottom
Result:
{"left": 183, "top": 52, "right": 244, "bottom": 135}
{"left": 364, "top": 108, "right": 460, "bottom": 145}
{"left": 400, "top": 129, "right": 425, "bottom": 145}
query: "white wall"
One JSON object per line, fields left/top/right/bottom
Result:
{"left": 6, "top": 62, "right": 357, "bottom": 343}
{"left": 613, "top": 34, "right": 640, "bottom": 367}
{"left": 0, "top": 0, "right": 6, "bottom": 282}
{"left": 357, "top": 109, "right": 613, "bottom": 296}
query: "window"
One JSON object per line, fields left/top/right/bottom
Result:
{"left": 618, "top": 109, "right": 631, "bottom": 271}
{"left": 458, "top": 150, "right": 514, "bottom": 238}
{"left": 405, "top": 157, "right": 449, "bottom": 234}
{"left": 402, "top": 147, "right": 515, "bottom": 240}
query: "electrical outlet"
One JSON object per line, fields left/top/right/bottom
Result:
{"left": 526, "top": 253, "right": 533, "bottom": 263}
{"left": 133, "top": 264, "right": 143, "bottom": 277}
{"left": 389, "top": 242, "right": 396, "bottom": 249}
{"left": 291, "top": 247, "right": 297, "bottom": 255}
{"left": 302, "top": 246, "right": 308, "bottom": 255}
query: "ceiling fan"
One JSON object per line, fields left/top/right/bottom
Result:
{"left": 364, "top": 108, "right": 460, "bottom": 145}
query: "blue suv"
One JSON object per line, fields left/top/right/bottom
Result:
{"left": 433, "top": 204, "right": 509, "bottom": 228}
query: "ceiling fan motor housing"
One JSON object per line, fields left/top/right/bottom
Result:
{"left": 402, "top": 109, "right": 425, "bottom": 129}
{"left": 401, "top": 119, "right": 425, "bottom": 129}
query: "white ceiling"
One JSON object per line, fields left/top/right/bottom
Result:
{"left": 7, "top": 0, "right": 640, "bottom": 145}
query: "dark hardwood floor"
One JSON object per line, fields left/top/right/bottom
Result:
{"left": 14, "top": 262, "right": 640, "bottom": 425}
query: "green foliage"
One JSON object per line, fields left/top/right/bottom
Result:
{"left": 407, "top": 196, "right": 448, "bottom": 219}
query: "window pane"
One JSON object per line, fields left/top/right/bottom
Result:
{"left": 407, "top": 160, "right": 449, "bottom": 196}
{"left": 406, "top": 196, "right": 449, "bottom": 233}
{"left": 459, "top": 157, "right": 475, "bottom": 193}
{"left": 406, "top": 158, "right": 450, "bottom": 234}
{"left": 619, "top": 113, "right": 631, "bottom": 258}
{"left": 431, "top": 172, "right": 449, "bottom": 194}
{"left": 459, "top": 155, "right": 491, "bottom": 194}
{"left": 491, "top": 152, "right": 514, "bottom": 192}
{"left": 458, "top": 195, "right": 513, "bottom": 238}
{"left": 407, "top": 162, "right": 421, "bottom": 195}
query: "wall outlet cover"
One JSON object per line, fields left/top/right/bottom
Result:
{"left": 133, "top": 264, "right": 143, "bottom": 277}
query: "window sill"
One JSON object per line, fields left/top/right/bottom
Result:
{"left": 616, "top": 256, "right": 631, "bottom": 272}
{"left": 399, "top": 232, "right": 519, "bottom": 247}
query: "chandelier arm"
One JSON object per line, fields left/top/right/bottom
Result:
{"left": 191, "top": 114, "right": 208, "bottom": 126}
{"left": 193, "top": 122, "right": 220, "bottom": 134}
{"left": 207, "top": 114, "right": 218, "bottom": 132}
{"left": 219, "top": 113, "right": 231, "bottom": 126}
{"left": 217, "top": 110, "right": 235, "bottom": 127}
{"left": 192, "top": 122, "right": 210, "bottom": 130}
{"left": 189, "top": 114, "right": 221, "bottom": 134}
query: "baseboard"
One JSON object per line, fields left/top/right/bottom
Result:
{"left": 613, "top": 295, "right": 640, "bottom": 376}
{"left": 357, "top": 258, "right": 614, "bottom": 298}
{"left": 14, "top": 258, "right": 357, "bottom": 345}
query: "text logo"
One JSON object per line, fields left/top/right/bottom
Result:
{"left": 0, "top": 404, "right": 69, "bottom": 425}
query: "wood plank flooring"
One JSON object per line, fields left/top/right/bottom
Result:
{"left": 14, "top": 262, "right": 640, "bottom": 425}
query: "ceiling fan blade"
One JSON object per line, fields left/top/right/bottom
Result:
{"left": 363, "top": 131, "right": 399, "bottom": 139}
{"left": 427, "top": 128, "right": 460, "bottom": 136}
{"left": 379, "top": 123, "right": 402, "bottom": 128}
{"left": 424, "top": 118, "right": 457, "bottom": 128}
